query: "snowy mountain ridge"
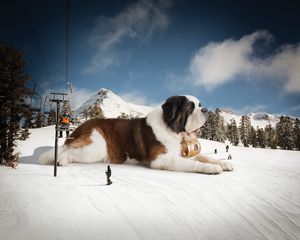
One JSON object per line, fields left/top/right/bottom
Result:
{"left": 78, "top": 88, "right": 152, "bottom": 118}
{"left": 220, "top": 109, "right": 281, "bottom": 128}
{"left": 78, "top": 88, "right": 287, "bottom": 128}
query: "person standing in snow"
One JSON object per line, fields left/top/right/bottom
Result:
{"left": 105, "top": 165, "right": 112, "bottom": 185}
{"left": 59, "top": 110, "right": 71, "bottom": 138}
{"left": 226, "top": 145, "right": 229, "bottom": 152}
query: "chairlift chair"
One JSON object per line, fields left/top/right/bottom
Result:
{"left": 30, "top": 85, "right": 42, "bottom": 112}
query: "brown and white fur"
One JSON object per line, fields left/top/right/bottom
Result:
{"left": 39, "top": 95, "right": 233, "bottom": 174}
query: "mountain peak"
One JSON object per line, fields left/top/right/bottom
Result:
{"left": 78, "top": 88, "right": 152, "bottom": 118}
{"left": 96, "top": 88, "right": 109, "bottom": 96}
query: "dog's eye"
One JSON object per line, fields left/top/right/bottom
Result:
{"left": 198, "top": 102, "right": 202, "bottom": 107}
{"left": 187, "top": 102, "right": 195, "bottom": 114}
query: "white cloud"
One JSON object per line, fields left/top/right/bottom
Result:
{"left": 267, "top": 44, "right": 300, "bottom": 93}
{"left": 120, "top": 90, "right": 160, "bottom": 107}
{"left": 71, "top": 87, "right": 95, "bottom": 110}
{"left": 120, "top": 90, "right": 148, "bottom": 105}
{"left": 84, "top": 0, "right": 171, "bottom": 73}
{"left": 186, "top": 30, "right": 300, "bottom": 93}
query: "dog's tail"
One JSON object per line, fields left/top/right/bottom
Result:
{"left": 38, "top": 146, "right": 65, "bottom": 165}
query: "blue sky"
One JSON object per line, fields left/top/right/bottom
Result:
{"left": 1, "top": 0, "right": 300, "bottom": 116}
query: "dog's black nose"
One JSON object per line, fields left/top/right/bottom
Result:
{"left": 201, "top": 108, "right": 208, "bottom": 113}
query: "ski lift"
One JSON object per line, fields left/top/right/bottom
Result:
{"left": 30, "top": 84, "right": 42, "bottom": 112}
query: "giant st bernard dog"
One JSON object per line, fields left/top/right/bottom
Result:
{"left": 39, "top": 95, "right": 233, "bottom": 174}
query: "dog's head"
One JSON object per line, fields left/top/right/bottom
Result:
{"left": 162, "top": 95, "right": 208, "bottom": 134}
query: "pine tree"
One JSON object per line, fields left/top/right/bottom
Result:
{"left": 88, "top": 103, "right": 105, "bottom": 119}
{"left": 283, "top": 116, "right": 294, "bottom": 150}
{"left": 62, "top": 100, "right": 73, "bottom": 116}
{"left": 23, "top": 108, "right": 33, "bottom": 129}
{"left": 47, "top": 109, "right": 56, "bottom": 125}
{"left": 250, "top": 126, "right": 257, "bottom": 147}
{"left": 209, "top": 111, "right": 218, "bottom": 141}
{"left": 118, "top": 112, "right": 130, "bottom": 119}
{"left": 201, "top": 111, "right": 218, "bottom": 141}
{"left": 80, "top": 108, "right": 89, "bottom": 121}
{"left": 276, "top": 116, "right": 294, "bottom": 150}
{"left": 239, "top": 115, "right": 251, "bottom": 147}
{"left": 34, "top": 112, "right": 46, "bottom": 128}
{"left": 265, "top": 124, "right": 277, "bottom": 149}
{"left": 226, "top": 123, "right": 232, "bottom": 142}
{"left": 19, "top": 128, "right": 30, "bottom": 140}
{"left": 257, "top": 128, "right": 266, "bottom": 148}
{"left": 21, "top": 107, "right": 32, "bottom": 141}
{"left": 0, "top": 43, "right": 31, "bottom": 165}
{"left": 200, "top": 120, "right": 209, "bottom": 140}
{"left": 294, "top": 118, "right": 300, "bottom": 150}
{"left": 226, "top": 118, "right": 239, "bottom": 146}
{"left": 215, "top": 108, "right": 226, "bottom": 142}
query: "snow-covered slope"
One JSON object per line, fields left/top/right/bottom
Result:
{"left": 1, "top": 126, "right": 300, "bottom": 240}
{"left": 78, "top": 88, "right": 152, "bottom": 118}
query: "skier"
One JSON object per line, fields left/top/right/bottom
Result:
{"left": 228, "top": 154, "right": 232, "bottom": 160}
{"left": 214, "top": 149, "right": 217, "bottom": 154}
{"left": 226, "top": 145, "right": 229, "bottom": 152}
{"left": 105, "top": 165, "right": 112, "bottom": 185}
{"left": 59, "top": 110, "right": 71, "bottom": 138}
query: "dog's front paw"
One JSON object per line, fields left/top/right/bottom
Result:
{"left": 219, "top": 161, "right": 233, "bottom": 171}
{"left": 202, "top": 164, "right": 223, "bottom": 174}
{"left": 57, "top": 159, "right": 68, "bottom": 166}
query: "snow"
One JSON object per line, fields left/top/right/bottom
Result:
{"left": 78, "top": 88, "right": 152, "bottom": 118}
{"left": 220, "top": 110, "right": 281, "bottom": 129}
{"left": 1, "top": 126, "right": 300, "bottom": 240}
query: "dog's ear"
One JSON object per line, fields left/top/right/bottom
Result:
{"left": 162, "top": 96, "right": 194, "bottom": 133}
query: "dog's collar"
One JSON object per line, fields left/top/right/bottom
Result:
{"left": 180, "top": 131, "right": 201, "bottom": 158}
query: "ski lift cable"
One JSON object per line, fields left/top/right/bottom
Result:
{"left": 65, "top": 0, "right": 69, "bottom": 89}
{"left": 67, "top": 82, "right": 77, "bottom": 115}
{"left": 22, "top": 0, "right": 50, "bottom": 78}
{"left": 64, "top": 0, "right": 77, "bottom": 116}
{"left": 22, "top": 0, "right": 52, "bottom": 113}
{"left": 23, "top": 0, "right": 75, "bottom": 114}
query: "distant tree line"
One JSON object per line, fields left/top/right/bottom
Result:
{"left": 22, "top": 109, "right": 56, "bottom": 129}
{"left": 80, "top": 102, "right": 137, "bottom": 120}
{"left": 200, "top": 109, "right": 300, "bottom": 151}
